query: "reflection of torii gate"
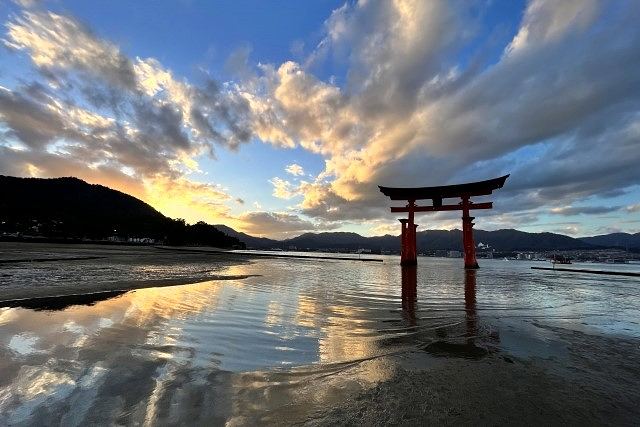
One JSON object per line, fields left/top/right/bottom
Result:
{"left": 379, "top": 175, "right": 509, "bottom": 268}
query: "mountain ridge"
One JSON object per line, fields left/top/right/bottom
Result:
{"left": 2, "top": 175, "right": 635, "bottom": 252}
{"left": 219, "top": 226, "right": 602, "bottom": 252}
{"left": 0, "top": 175, "right": 244, "bottom": 248}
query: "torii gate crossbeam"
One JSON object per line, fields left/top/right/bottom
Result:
{"left": 379, "top": 175, "right": 509, "bottom": 268}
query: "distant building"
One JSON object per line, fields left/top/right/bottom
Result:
{"left": 126, "top": 237, "right": 156, "bottom": 244}
{"left": 435, "top": 250, "right": 448, "bottom": 258}
{"left": 447, "top": 250, "right": 462, "bottom": 258}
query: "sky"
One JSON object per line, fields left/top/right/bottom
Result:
{"left": 0, "top": 0, "right": 639, "bottom": 239}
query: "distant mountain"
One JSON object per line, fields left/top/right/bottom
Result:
{"left": 11, "top": 174, "right": 626, "bottom": 253}
{"left": 580, "top": 232, "right": 640, "bottom": 249}
{"left": 219, "top": 225, "right": 596, "bottom": 252}
{"left": 214, "top": 224, "right": 280, "bottom": 249}
{"left": 472, "top": 229, "right": 594, "bottom": 251}
{"left": 288, "top": 231, "right": 385, "bottom": 249}
{"left": 0, "top": 175, "right": 243, "bottom": 248}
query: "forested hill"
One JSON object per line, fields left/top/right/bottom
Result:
{"left": 0, "top": 175, "right": 243, "bottom": 248}
{"left": 579, "top": 232, "right": 640, "bottom": 249}
{"left": 219, "top": 227, "right": 598, "bottom": 252}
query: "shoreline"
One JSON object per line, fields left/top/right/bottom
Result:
{"left": 0, "top": 241, "right": 257, "bottom": 302}
{"left": 0, "top": 273, "right": 259, "bottom": 309}
{"left": 156, "top": 246, "right": 384, "bottom": 262}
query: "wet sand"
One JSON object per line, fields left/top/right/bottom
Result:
{"left": 303, "top": 331, "right": 640, "bottom": 426}
{"left": 0, "top": 242, "right": 252, "bottom": 302}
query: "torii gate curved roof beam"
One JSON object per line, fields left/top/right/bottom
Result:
{"left": 378, "top": 174, "right": 509, "bottom": 201}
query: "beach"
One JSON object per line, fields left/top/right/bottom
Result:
{"left": 0, "top": 242, "right": 252, "bottom": 303}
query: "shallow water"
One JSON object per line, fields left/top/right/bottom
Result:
{"left": 1, "top": 253, "right": 639, "bottom": 425}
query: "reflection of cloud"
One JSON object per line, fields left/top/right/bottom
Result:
{"left": 264, "top": 301, "right": 284, "bottom": 327}
{"left": 319, "top": 305, "right": 375, "bottom": 363}
{"left": 0, "top": 257, "right": 404, "bottom": 424}
{"left": 0, "top": 279, "right": 233, "bottom": 424}
{"left": 295, "top": 295, "right": 321, "bottom": 329}
{"left": 295, "top": 295, "right": 379, "bottom": 363}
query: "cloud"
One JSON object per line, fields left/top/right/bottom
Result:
{"left": 626, "top": 204, "right": 640, "bottom": 213}
{"left": 368, "top": 220, "right": 400, "bottom": 236}
{"left": 1, "top": 10, "right": 256, "bottom": 224}
{"left": 506, "top": 0, "right": 600, "bottom": 54}
{"left": 2, "top": 1, "right": 640, "bottom": 236}
{"left": 269, "top": 177, "right": 298, "bottom": 199}
{"left": 550, "top": 206, "right": 621, "bottom": 216}
{"left": 595, "top": 226, "right": 623, "bottom": 235}
{"left": 224, "top": 44, "right": 254, "bottom": 80}
{"left": 238, "top": 0, "right": 640, "bottom": 230}
{"left": 143, "top": 176, "right": 233, "bottom": 224}
{"left": 5, "top": 11, "right": 137, "bottom": 89}
{"left": 552, "top": 226, "right": 580, "bottom": 236}
{"left": 236, "top": 211, "right": 331, "bottom": 238}
{"left": 285, "top": 163, "right": 304, "bottom": 176}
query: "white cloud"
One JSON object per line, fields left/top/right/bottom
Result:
{"left": 269, "top": 177, "right": 298, "bottom": 199}
{"left": 236, "top": 211, "right": 335, "bottom": 239}
{"left": 626, "top": 204, "right": 640, "bottom": 213}
{"left": 550, "top": 206, "right": 620, "bottom": 216}
{"left": 285, "top": 163, "right": 304, "bottom": 176}
{"left": 507, "top": 0, "right": 600, "bottom": 55}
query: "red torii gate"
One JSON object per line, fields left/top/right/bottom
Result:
{"left": 379, "top": 175, "right": 509, "bottom": 268}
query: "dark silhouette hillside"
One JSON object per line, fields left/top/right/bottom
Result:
{"left": 0, "top": 175, "right": 243, "bottom": 248}
{"left": 580, "top": 232, "right": 640, "bottom": 249}
{"left": 214, "top": 226, "right": 598, "bottom": 252}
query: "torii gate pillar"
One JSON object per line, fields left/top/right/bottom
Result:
{"left": 399, "top": 205, "right": 418, "bottom": 265}
{"left": 399, "top": 219, "right": 408, "bottom": 263}
{"left": 462, "top": 196, "right": 479, "bottom": 269}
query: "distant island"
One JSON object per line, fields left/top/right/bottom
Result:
{"left": 2, "top": 175, "right": 639, "bottom": 258}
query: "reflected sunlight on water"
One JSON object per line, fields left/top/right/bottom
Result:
{"left": 1, "top": 256, "right": 639, "bottom": 424}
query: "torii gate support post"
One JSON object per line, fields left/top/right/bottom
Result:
{"left": 461, "top": 195, "right": 479, "bottom": 269}
{"left": 400, "top": 201, "right": 418, "bottom": 265}
{"left": 399, "top": 219, "right": 408, "bottom": 263}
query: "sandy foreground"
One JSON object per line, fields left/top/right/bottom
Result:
{"left": 296, "top": 329, "right": 640, "bottom": 426}
{"left": 0, "top": 242, "right": 253, "bottom": 302}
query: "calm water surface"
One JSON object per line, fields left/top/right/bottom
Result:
{"left": 1, "top": 255, "right": 639, "bottom": 425}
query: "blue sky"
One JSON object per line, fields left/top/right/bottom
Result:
{"left": 0, "top": 0, "right": 639, "bottom": 238}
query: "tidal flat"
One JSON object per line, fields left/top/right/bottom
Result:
{"left": 0, "top": 242, "right": 639, "bottom": 425}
